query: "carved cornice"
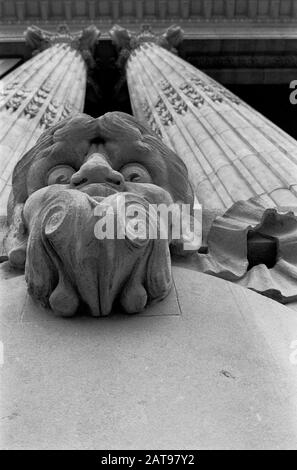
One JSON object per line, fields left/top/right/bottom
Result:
{"left": 0, "top": 0, "right": 297, "bottom": 24}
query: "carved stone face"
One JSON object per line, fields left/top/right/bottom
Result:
{"left": 7, "top": 112, "right": 193, "bottom": 317}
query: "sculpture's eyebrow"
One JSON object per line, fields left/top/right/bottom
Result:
{"left": 95, "top": 112, "right": 144, "bottom": 142}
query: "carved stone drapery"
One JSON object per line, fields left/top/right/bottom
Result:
{"left": 111, "top": 25, "right": 297, "bottom": 303}
{"left": 0, "top": 24, "right": 100, "bottom": 217}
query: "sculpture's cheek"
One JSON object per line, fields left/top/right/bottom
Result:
{"left": 25, "top": 148, "right": 83, "bottom": 196}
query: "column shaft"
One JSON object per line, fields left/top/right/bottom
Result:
{"left": 0, "top": 25, "right": 99, "bottom": 216}
{"left": 114, "top": 31, "right": 297, "bottom": 302}
{"left": 110, "top": 24, "right": 297, "bottom": 302}
{"left": 126, "top": 42, "right": 297, "bottom": 214}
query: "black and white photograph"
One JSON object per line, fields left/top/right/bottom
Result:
{"left": 0, "top": 0, "right": 297, "bottom": 453}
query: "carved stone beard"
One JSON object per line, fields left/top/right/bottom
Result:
{"left": 5, "top": 112, "right": 194, "bottom": 317}
{"left": 23, "top": 185, "right": 172, "bottom": 317}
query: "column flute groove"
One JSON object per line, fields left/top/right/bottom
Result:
{"left": 151, "top": 45, "right": 292, "bottom": 199}
{"left": 0, "top": 24, "right": 100, "bottom": 217}
{"left": 110, "top": 23, "right": 297, "bottom": 302}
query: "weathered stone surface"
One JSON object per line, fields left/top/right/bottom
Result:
{"left": 195, "top": 198, "right": 297, "bottom": 303}
{"left": 111, "top": 26, "right": 297, "bottom": 303}
{"left": 117, "top": 32, "right": 297, "bottom": 213}
{"left": 5, "top": 111, "right": 194, "bottom": 317}
{"left": 0, "top": 24, "right": 100, "bottom": 217}
{"left": 1, "top": 265, "right": 297, "bottom": 449}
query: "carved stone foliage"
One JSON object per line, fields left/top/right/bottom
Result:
{"left": 186, "top": 72, "right": 241, "bottom": 106}
{"left": 188, "top": 54, "right": 297, "bottom": 69}
{"left": 5, "top": 86, "right": 31, "bottom": 112}
{"left": 0, "top": 81, "right": 18, "bottom": 100}
{"left": 24, "top": 83, "right": 50, "bottom": 119}
{"left": 138, "top": 72, "right": 241, "bottom": 138}
{"left": 61, "top": 102, "right": 72, "bottom": 120}
{"left": 25, "top": 24, "right": 101, "bottom": 59}
{"left": 155, "top": 96, "right": 174, "bottom": 126}
{"left": 179, "top": 83, "right": 205, "bottom": 108}
{"left": 159, "top": 79, "right": 188, "bottom": 115}
{"left": 0, "top": 0, "right": 293, "bottom": 24}
{"left": 5, "top": 112, "right": 194, "bottom": 317}
{"left": 142, "top": 100, "right": 162, "bottom": 139}
{"left": 149, "top": 73, "right": 241, "bottom": 128}
{"left": 188, "top": 76, "right": 223, "bottom": 104}
{"left": 217, "top": 87, "right": 241, "bottom": 105}
{"left": 40, "top": 99, "right": 59, "bottom": 129}
{"left": 40, "top": 100, "right": 73, "bottom": 130}
{"left": 118, "top": 35, "right": 297, "bottom": 304}
{"left": 110, "top": 24, "right": 184, "bottom": 69}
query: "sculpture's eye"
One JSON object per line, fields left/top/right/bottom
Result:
{"left": 47, "top": 165, "right": 76, "bottom": 185}
{"left": 120, "top": 163, "right": 152, "bottom": 183}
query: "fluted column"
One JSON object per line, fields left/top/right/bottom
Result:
{"left": 111, "top": 25, "right": 297, "bottom": 214}
{"left": 0, "top": 25, "right": 100, "bottom": 216}
{"left": 110, "top": 24, "right": 297, "bottom": 303}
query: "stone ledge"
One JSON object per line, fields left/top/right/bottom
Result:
{"left": 1, "top": 265, "right": 297, "bottom": 449}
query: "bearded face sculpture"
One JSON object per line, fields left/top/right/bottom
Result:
{"left": 5, "top": 112, "right": 194, "bottom": 317}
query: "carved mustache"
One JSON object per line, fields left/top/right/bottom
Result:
{"left": 23, "top": 188, "right": 172, "bottom": 317}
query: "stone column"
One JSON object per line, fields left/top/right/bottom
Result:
{"left": 110, "top": 24, "right": 297, "bottom": 303}
{"left": 111, "top": 24, "right": 297, "bottom": 215}
{"left": 0, "top": 24, "right": 100, "bottom": 216}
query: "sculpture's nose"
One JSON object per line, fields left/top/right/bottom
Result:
{"left": 70, "top": 153, "right": 125, "bottom": 189}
